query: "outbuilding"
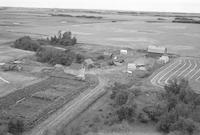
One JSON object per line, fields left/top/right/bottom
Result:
{"left": 127, "top": 63, "right": 137, "bottom": 73}
{"left": 147, "top": 45, "right": 167, "bottom": 57}
{"left": 84, "top": 58, "right": 94, "bottom": 68}
{"left": 159, "top": 55, "right": 169, "bottom": 64}
{"left": 120, "top": 49, "right": 128, "bottom": 55}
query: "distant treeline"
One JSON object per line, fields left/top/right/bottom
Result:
{"left": 49, "top": 13, "right": 103, "bottom": 19}
{"left": 172, "top": 17, "right": 200, "bottom": 24}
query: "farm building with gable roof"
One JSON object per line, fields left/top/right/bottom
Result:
{"left": 147, "top": 45, "right": 167, "bottom": 57}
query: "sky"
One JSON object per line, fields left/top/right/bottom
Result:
{"left": 1, "top": 0, "right": 200, "bottom": 13}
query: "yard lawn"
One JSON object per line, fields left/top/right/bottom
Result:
{"left": 0, "top": 46, "right": 34, "bottom": 62}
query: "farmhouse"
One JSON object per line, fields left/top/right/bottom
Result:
{"left": 64, "top": 63, "right": 85, "bottom": 80}
{"left": 147, "top": 45, "right": 167, "bottom": 57}
{"left": 120, "top": 49, "right": 128, "bottom": 55}
{"left": 158, "top": 55, "right": 169, "bottom": 64}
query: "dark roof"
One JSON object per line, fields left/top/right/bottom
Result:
{"left": 148, "top": 45, "right": 167, "bottom": 54}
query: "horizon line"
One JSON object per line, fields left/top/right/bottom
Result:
{"left": 1, "top": 6, "right": 200, "bottom": 15}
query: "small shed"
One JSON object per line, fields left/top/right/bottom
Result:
{"left": 159, "top": 55, "right": 169, "bottom": 64}
{"left": 84, "top": 58, "right": 94, "bottom": 68}
{"left": 120, "top": 49, "right": 128, "bottom": 55}
{"left": 127, "top": 63, "right": 137, "bottom": 73}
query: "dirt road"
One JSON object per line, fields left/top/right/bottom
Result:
{"left": 26, "top": 76, "right": 106, "bottom": 135}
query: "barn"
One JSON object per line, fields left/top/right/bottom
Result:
{"left": 147, "top": 45, "right": 167, "bottom": 57}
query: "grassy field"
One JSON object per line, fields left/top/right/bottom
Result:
{"left": 0, "top": 7, "right": 200, "bottom": 56}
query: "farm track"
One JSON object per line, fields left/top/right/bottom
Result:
{"left": 27, "top": 76, "right": 106, "bottom": 135}
{"left": 150, "top": 58, "right": 200, "bottom": 88}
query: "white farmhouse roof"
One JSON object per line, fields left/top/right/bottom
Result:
{"left": 120, "top": 49, "right": 128, "bottom": 55}
{"left": 147, "top": 45, "right": 167, "bottom": 54}
{"left": 127, "top": 63, "right": 136, "bottom": 71}
{"left": 159, "top": 55, "right": 169, "bottom": 63}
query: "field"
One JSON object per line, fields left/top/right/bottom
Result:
{"left": 0, "top": 7, "right": 200, "bottom": 57}
{"left": 150, "top": 57, "right": 200, "bottom": 90}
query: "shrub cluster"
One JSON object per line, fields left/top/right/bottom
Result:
{"left": 109, "top": 82, "right": 137, "bottom": 123}
{"left": 47, "top": 31, "right": 77, "bottom": 46}
{"left": 13, "top": 31, "right": 77, "bottom": 52}
{"left": 13, "top": 36, "right": 41, "bottom": 51}
{"left": 36, "top": 47, "right": 75, "bottom": 66}
{"left": 142, "top": 79, "right": 200, "bottom": 134}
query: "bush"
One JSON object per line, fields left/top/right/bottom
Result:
{"left": 76, "top": 54, "right": 85, "bottom": 64}
{"left": 8, "top": 118, "right": 24, "bottom": 135}
{"left": 13, "top": 36, "right": 41, "bottom": 51}
{"left": 97, "top": 55, "right": 105, "bottom": 60}
{"left": 0, "top": 125, "right": 8, "bottom": 135}
{"left": 114, "top": 91, "right": 129, "bottom": 106}
{"left": 36, "top": 47, "right": 75, "bottom": 66}
{"left": 156, "top": 110, "right": 178, "bottom": 133}
{"left": 116, "top": 105, "right": 136, "bottom": 122}
{"left": 138, "top": 112, "right": 150, "bottom": 123}
{"left": 153, "top": 79, "right": 200, "bottom": 134}
{"left": 49, "top": 31, "right": 77, "bottom": 46}
{"left": 143, "top": 105, "right": 163, "bottom": 122}
{"left": 171, "top": 118, "right": 198, "bottom": 135}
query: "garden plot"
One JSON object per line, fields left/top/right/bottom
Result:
{"left": 32, "top": 89, "right": 65, "bottom": 101}
{"left": 0, "top": 71, "right": 40, "bottom": 97}
{"left": 3, "top": 74, "right": 92, "bottom": 131}
{"left": 8, "top": 97, "right": 51, "bottom": 120}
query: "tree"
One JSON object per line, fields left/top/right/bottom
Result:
{"left": 157, "top": 110, "right": 178, "bottom": 133}
{"left": 14, "top": 36, "right": 41, "bottom": 51}
{"left": 76, "top": 54, "right": 85, "bottom": 64}
{"left": 114, "top": 91, "right": 128, "bottom": 106}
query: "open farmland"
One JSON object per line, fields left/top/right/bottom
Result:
{"left": 0, "top": 8, "right": 200, "bottom": 57}
{"left": 150, "top": 57, "right": 200, "bottom": 90}
{"left": 1, "top": 7, "right": 200, "bottom": 135}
